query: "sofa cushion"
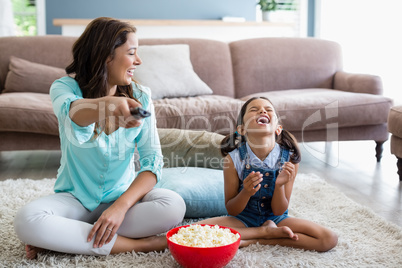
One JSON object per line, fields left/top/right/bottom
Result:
{"left": 139, "top": 38, "right": 235, "bottom": 98}
{"left": 3, "top": 56, "right": 66, "bottom": 94}
{"left": 0, "top": 93, "right": 241, "bottom": 137}
{"left": 388, "top": 106, "right": 402, "bottom": 138}
{"left": 134, "top": 44, "right": 213, "bottom": 99}
{"left": 158, "top": 128, "right": 224, "bottom": 169}
{"left": 155, "top": 167, "right": 227, "bottom": 218}
{"left": 154, "top": 95, "right": 243, "bottom": 135}
{"left": 241, "top": 89, "right": 393, "bottom": 132}
{"left": 390, "top": 135, "right": 402, "bottom": 158}
{"left": 0, "top": 92, "right": 58, "bottom": 135}
{"left": 0, "top": 36, "right": 76, "bottom": 92}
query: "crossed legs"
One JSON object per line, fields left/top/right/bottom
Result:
{"left": 14, "top": 189, "right": 185, "bottom": 259}
{"left": 196, "top": 216, "right": 337, "bottom": 252}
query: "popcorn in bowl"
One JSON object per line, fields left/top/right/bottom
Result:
{"left": 169, "top": 224, "right": 240, "bottom": 247}
{"left": 167, "top": 224, "right": 241, "bottom": 268}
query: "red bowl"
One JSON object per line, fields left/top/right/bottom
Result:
{"left": 166, "top": 224, "right": 241, "bottom": 268}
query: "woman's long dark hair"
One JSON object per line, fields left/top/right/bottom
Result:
{"left": 221, "top": 97, "right": 301, "bottom": 164}
{"left": 65, "top": 17, "right": 140, "bottom": 137}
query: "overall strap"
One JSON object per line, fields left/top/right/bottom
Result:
{"left": 238, "top": 142, "right": 248, "bottom": 161}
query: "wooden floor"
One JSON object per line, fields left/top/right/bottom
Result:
{"left": 1, "top": 140, "right": 401, "bottom": 227}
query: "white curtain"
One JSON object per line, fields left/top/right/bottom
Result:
{"left": 0, "top": 0, "right": 15, "bottom": 36}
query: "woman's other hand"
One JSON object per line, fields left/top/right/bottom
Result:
{"left": 87, "top": 203, "right": 126, "bottom": 248}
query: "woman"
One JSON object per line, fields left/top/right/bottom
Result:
{"left": 14, "top": 17, "right": 185, "bottom": 259}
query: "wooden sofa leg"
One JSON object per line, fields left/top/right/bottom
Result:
{"left": 375, "top": 141, "right": 384, "bottom": 162}
{"left": 397, "top": 157, "right": 402, "bottom": 181}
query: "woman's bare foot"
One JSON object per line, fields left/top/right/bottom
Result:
{"left": 261, "top": 220, "right": 298, "bottom": 241}
{"left": 111, "top": 235, "right": 168, "bottom": 254}
{"left": 25, "top": 245, "right": 44, "bottom": 260}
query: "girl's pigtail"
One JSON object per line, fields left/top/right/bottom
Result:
{"left": 277, "top": 129, "right": 301, "bottom": 164}
{"left": 220, "top": 132, "right": 245, "bottom": 156}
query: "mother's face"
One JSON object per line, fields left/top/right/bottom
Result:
{"left": 106, "top": 32, "right": 142, "bottom": 90}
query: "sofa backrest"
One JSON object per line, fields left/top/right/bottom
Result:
{"left": 0, "top": 36, "right": 77, "bottom": 92}
{"left": 1, "top": 36, "right": 342, "bottom": 99}
{"left": 229, "top": 37, "right": 343, "bottom": 98}
{"left": 0, "top": 36, "right": 235, "bottom": 98}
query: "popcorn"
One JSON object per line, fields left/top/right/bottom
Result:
{"left": 169, "top": 224, "right": 240, "bottom": 247}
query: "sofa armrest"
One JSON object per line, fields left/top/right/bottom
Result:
{"left": 333, "top": 71, "right": 383, "bottom": 95}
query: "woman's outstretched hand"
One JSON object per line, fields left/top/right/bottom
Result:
{"left": 87, "top": 204, "right": 126, "bottom": 248}
{"left": 104, "top": 96, "right": 143, "bottom": 129}
{"left": 276, "top": 162, "right": 296, "bottom": 186}
{"left": 69, "top": 95, "right": 144, "bottom": 128}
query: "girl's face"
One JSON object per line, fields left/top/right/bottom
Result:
{"left": 238, "top": 98, "right": 282, "bottom": 137}
{"left": 106, "top": 32, "right": 142, "bottom": 91}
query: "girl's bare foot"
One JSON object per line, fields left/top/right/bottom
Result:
{"left": 25, "top": 245, "right": 44, "bottom": 260}
{"left": 261, "top": 220, "right": 298, "bottom": 241}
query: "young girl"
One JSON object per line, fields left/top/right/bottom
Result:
{"left": 199, "top": 96, "right": 338, "bottom": 252}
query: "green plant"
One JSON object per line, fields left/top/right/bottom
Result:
{"left": 257, "top": 0, "right": 278, "bottom": 12}
{"left": 277, "top": 0, "right": 298, "bottom": 11}
{"left": 258, "top": 0, "right": 298, "bottom": 12}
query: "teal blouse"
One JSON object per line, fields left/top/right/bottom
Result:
{"left": 50, "top": 76, "right": 163, "bottom": 211}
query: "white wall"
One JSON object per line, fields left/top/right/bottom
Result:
{"left": 0, "top": 0, "right": 15, "bottom": 36}
{"left": 316, "top": 0, "right": 402, "bottom": 104}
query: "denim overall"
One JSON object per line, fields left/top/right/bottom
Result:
{"left": 234, "top": 143, "right": 291, "bottom": 227}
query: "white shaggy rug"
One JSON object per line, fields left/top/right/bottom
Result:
{"left": 1, "top": 174, "right": 401, "bottom": 267}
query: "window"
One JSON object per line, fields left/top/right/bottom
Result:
{"left": 316, "top": 0, "right": 402, "bottom": 103}
{"left": 11, "top": 0, "right": 37, "bottom": 36}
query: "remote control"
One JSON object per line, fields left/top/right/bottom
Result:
{"left": 130, "top": 107, "right": 151, "bottom": 119}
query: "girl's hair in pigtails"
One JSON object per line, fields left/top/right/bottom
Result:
{"left": 221, "top": 132, "right": 246, "bottom": 156}
{"left": 276, "top": 129, "right": 301, "bottom": 164}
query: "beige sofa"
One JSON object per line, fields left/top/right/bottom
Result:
{"left": 388, "top": 106, "right": 402, "bottom": 180}
{"left": 0, "top": 36, "right": 393, "bottom": 161}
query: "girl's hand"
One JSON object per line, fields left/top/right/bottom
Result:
{"left": 242, "top": 171, "right": 263, "bottom": 197}
{"left": 276, "top": 162, "right": 296, "bottom": 186}
{"left": 87, "top": 204, "right": 126, "bottom": 248}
